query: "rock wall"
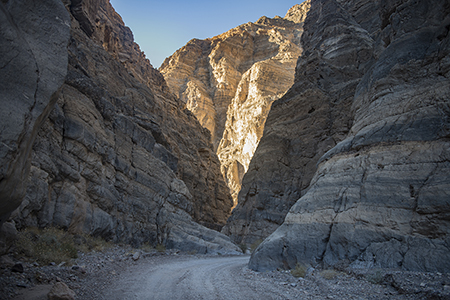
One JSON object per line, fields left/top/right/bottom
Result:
{"left": 0, "top": 0, "right": 70, "bottom": 224}
{"left": 249, "top": 0, "right": 450, "bottom": 272}
{"left": 222, "top": 0, "right": 375, "bottom": 245}
{"left": 160, "top": 2, "right": 310, "bottom": 204}
{"left": 10, "top": 0, "right": 238, "bottom": 254}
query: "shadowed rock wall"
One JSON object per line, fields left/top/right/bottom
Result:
{"left": 9, "top": 0, "right": 238, "bottom": 254}
{"left": 0, "top": 0, "right": 70, "bottom": 224}
{"left": 249, "top": 0, "right": 450, "bottom": 272}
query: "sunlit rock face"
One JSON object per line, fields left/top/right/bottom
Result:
{"left": 11, "top": 0, "right": 238, "bottom": 253}
{"left": 160, "top": 2, "right": 310, "bottom": 204}
{"left": 248, "top": 0, "right": 450, "bottom": 272}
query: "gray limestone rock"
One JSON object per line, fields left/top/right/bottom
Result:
{"left": 248, "top": 0, "right": 450, "bottom": 272}
{"left": 223, "top": 0, "right": 373, "bottom": 246}
{"left": 0, "top": 222, "right": 17, "bottom": 255}
{"left": 9, "top": 0, "right": 236, "bottom": 254}
{"left": 159, "top": 202, "right": 241, "bottom": 255}
{"left": 0, "top": 0, "right": 70, "bottom": 223}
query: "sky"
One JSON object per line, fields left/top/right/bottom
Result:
{"left": 109, "top": 0, "right": 305, "bottom": 68}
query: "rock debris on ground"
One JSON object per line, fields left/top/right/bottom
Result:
{"left": 0, "top": 245, "right": 449, "bottom": 299}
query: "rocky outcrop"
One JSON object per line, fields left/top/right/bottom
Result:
{"left": 222, "top": 0, "right": 372, "bottom": 245}
{"left": 249, "top": 0, "right": 450, "bottom": 272}
{"left": 10, "top": 0, "right": 238, "bottom": 253}
{"left": 68, "top": 0, "right": 169, "bottom": 95}
{"left": 0, "top": 0, "right": 70, "bottom": 224}
{"left": 160, "top": 2, "right": 310, "bottom": 204}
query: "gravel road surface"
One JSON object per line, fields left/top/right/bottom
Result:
{"left": 4, "top": 246, "right": 450, "bottom": 299}
{"left": 104, "top": 255, "right": 288, "bottom": 300}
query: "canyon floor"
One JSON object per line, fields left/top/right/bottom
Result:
{"left": 1, "top": 246, "right": 449, "bottom": 299}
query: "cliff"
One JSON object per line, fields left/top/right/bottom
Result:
{"left": 221, "top": 0, "right": 368, "bottom": 244}
{"left": 1, "top": 0, "right": 238, "bottom": 254}
{"left": 248, "top": 0, "right": 450, "bottom": 272}
{"left": 160, "top": 2, "right": 310, "bottom": 204}
{"left": 0, "top": 0, "right": 70, "bottom": 225}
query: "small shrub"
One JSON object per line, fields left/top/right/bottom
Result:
{"left": 139, "top": 242, "right": 154, "bottom": 252}
{"left": 250, "top": 239, "right": 263, "bottom": 253}
{"left": 15, "top": 227, "right": 78, "bottom": 264}
{"left": 291, "top": 263, "right": 307, "bottom": 278}
{"left": 238, "top": 243, "right": 247, "bottom": 253}
{"left": 155, "top": 244, "right": 166, "bottom": 253}
{"left": 320, "top": 269, "right": 340, "bottom": 280}
{"left": 15, "top": 227, "right": 112, "bottom": 265}
{"left": 86, "top": 235, "right": 112, "bottom": 252}
{"left": 73, "top": 233, "right": 112, "bottom": 253}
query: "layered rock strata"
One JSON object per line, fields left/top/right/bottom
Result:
{"left": 222, "top": 0, "right": 374, "bottom": 244}
{"left": 9, "top": 0, "right": 238, "bottom": 253}
{"left": 160, "top": 2, "right": 310, "bottom": 204}
{"left": 249, "top": 0, "right": 450, "bottom": 272}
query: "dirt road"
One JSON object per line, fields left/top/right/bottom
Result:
{"left": 6, "top": 247, "right": 449, "bottom": 299}
{"left": 104, "top": 255, "right": 291, "bottom": 300}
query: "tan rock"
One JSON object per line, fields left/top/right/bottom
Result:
{"left": 284, "top": 2, "right": 310, "bottom": 23}
{"left": 47, "top": 282, "right": 76, "bottom": 300}
{"left": 161, "top": 2, "right": 310, "bottom": 205}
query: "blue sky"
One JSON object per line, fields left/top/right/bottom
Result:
{"left": 109, "top": 0, "right": 305, "bottom": 68}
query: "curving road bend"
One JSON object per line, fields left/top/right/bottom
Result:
{"left": 104, "top": 255, "right": 291, "bottom": 300}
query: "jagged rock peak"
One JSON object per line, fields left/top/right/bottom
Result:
{"left": 160, "top": 1, "right": 311, "bottom": 205}
{"left": 68, "top": 0, "right": 170, "bottom": 96}
{"left": 284, "top": 1, "right": 311, "bottom": 23}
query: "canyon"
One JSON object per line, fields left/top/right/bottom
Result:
{"left": 160, "top": 2, "right": 310, "bottom": 205}
{"left": 0, "top": 0, "right": 238, "bottom": 255}
{"left": 0, "top": 0, "right": 449, "bottom": 276}
{"left": 163, "top": 0, "right": 450, "bottom": 272}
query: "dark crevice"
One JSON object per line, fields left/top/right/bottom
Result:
{"left": 319, "top": 221, "right": 335, "bottom": 262}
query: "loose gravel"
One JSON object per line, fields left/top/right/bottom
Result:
{"left": 1, "top": 245, "right": 449, "bottom": 299}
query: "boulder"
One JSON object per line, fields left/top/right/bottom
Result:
{"left": 0, "top": 221, "right": 17, "bottom": 255}
{"left": 47, "top": 282, "right": 76, "bottom": 300}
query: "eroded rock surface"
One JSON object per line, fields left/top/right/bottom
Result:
{"left": 222, "top": 0, "right": 373, "bottom": 245}
{"left": 160, "top": 2, "right": 310, "bottom": 204}
{"left": 0, "top": 0, "right": 70, "bottom": 224}
{"left": 10, "top": 0, "right": 237, "bottom": 253}
{"left": 249, "top": 0, "right": 450, "bottom": 272}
